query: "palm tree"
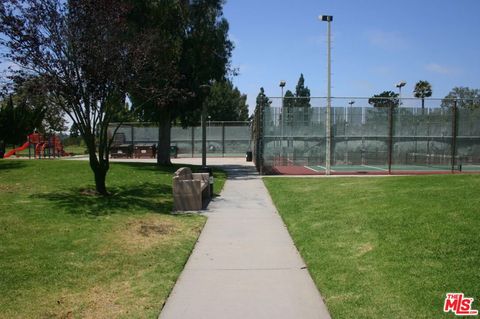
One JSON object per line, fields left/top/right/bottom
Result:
{"left": 413, "top": 80, "right": 433, "bottom": 110}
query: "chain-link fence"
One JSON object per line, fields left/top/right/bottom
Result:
{"left": 108, "top": 121, "right": 251, "bottom": 158}
{"left": 252, "top": 97, "right": 480, "bottom": 174}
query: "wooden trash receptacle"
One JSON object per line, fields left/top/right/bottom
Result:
{"left": 134, "top": 144, "right": 156, "bottom": 158}
{"left": 111, "top": 144, "right": 133, "bottom": 158}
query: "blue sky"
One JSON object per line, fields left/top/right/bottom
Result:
{"left": 223, "top": 0, "right": 480, "bottom": 113}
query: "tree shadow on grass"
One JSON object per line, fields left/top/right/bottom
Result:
{"left": 0, "top": 160, "right": 27, "bottom": 172}
{"left": 33, "top": 182, "right": 173, "bottom": 216}
{"left": 112, "top": 162, "right": 204, "bottom": 174}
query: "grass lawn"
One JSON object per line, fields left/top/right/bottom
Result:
{"left": 0, "top": 159, "right": 226, "bottom": 319}
{"left": 264, "top": 175, "right": 480, "bottom": 319}
{"left": 5, "top": 144, "right": 87, "bottom": 157}
{"left": 63, "top": 145, "right": 88, "bottom": 155}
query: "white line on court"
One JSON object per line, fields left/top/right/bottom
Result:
{"left": 304, "top": 166, "right": 321, "bottom": 173}
{"left": 465, "top": 164, "right": 480, "bottom": 168}
{"left": 361, "top": 164, "right": 388, "bottom": 171}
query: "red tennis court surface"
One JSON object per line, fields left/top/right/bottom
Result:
{"left": 266, "top": 164, "right": 480, "bottom": 176}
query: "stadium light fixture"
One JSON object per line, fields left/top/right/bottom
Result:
{"left": 396, "top": 81, "right": 406, "bottom": 105}
{"left": 319, "top": 14, "right": 333, "bottom": 175}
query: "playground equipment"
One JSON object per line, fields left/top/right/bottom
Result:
{"left": 3, "top": 132, "right": 70, "bottom": 159}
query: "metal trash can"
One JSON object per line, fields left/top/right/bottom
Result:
{"left": 170, "top": 145, "right": 178, "bottom": 158}
{"left": 246, "top": 151, "right": 253, "bottom": 162}
{"left": 198, "top": 166, "right": 214, "bottom": 196}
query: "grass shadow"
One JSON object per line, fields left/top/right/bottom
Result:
{"left": 112, "top": 162, "right": 227, "bottom": 197}
{"left": 113, "top": 162, "right": 210, "bottom": 174}
{"left": 0, "top": 160, "right": 27, "bottom": 172}
{"left": 34, "top": 182, "right": 173, "bottom": 216}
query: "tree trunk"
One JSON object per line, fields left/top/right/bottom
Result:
{"left": 93, "top": 165, "right": 108, "bottom": 195}
{"left": 86, "top": 137, "right": 110, "bottom": 196}
{"left": 157, "top": 108, "right": 172, "bottom": 165}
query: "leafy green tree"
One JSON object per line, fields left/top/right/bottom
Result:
{"left": 413, "top": 80, "right": 432, "bottom": 110}
{"left": 129, "top": 0, "right": 233, "bottom": 165}
{"left": 69, "top": 123, "right": 80, "bottom": 138}
{"left": 11, "top": 76, "right": 66, "bottom": 133}
{"left": 441, "top": 87, "right": 480, "bottom": 109}
{"left": 368, "top": 91, "right": 399, "bottom": 108}
{"left": 204, "top": 80, "right": 248, "bottom": 121}
{"left": 283, "top": 90, "right": 295, "bottom": 124}
{"left": 293, "top": 73, "right": 311, "bottom": 108}
{"left": 1, "top": 0, "right": 136, "bottom": 195}
{"left": 283, "top": 90, "right": 295, "bottom": 108}
{"left": 0, "top": 94, "right": 44, "bottom": 146}
{"left": 255, "top": 87, "right": 271, "bottom": 109}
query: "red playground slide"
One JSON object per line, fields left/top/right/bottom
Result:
{"left": 4, "top": 141, "right": 30, "bottom": 158}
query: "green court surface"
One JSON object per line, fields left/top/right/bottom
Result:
{"left": 306, "top": 163, "right": 480, "bottom": 173}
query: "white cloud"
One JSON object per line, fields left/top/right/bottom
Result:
{"left": 366, "top": 30, "right": 409, "bottom": 50}
{"left": 425, "top": 63, "right": 461, "bottom": 75}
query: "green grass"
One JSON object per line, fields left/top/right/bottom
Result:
{"left": 4, "top": 144, "right": 87, "bottom": 157}
{"left": 264, "top": 175, "right": 480, "bottom": 319}
{"left": 63, "top": 144, "right": 88, "bottom": 155}
{"left": 0, "top": 160, "right": 226, "bottom": 319}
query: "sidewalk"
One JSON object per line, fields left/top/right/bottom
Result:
{"left": 159, "top": 163, "right": 331, "bottom": 319}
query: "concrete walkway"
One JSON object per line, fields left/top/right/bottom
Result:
{"left": 159, "top": 163, "right": 331, "bottom": 319}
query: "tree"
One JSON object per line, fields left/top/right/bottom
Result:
{"left": 441, "top": 87, "right": 480, "bottom": 109}
{"left": 293, "top": 74, "right": 311, "bottom": 108}
{"left": 413, "top": 80, "right": 432, "bottom": 110}
{"left": 368, "top": 91, "right": 399, "bottom": 108}
{"left": 1, "top": 0, "right": 135, "bottom": 195}
{"left": 0, "top": 94, "right": 44, "bottom": 145}
{"left": 282, "top": 90, "right": 295, "bottom": 125}
{"left": 283, "top": 90, "right": 295, "bottom": 108}
{"left": 129, "top": 0, "right": 233, "bottom": 165}
{"left": 69, "top": 123, "right": 80, "bottom": 138}
{"left": 204, "top": 80, "right": 248, "bottom": 121}
{"left": 11, "top": 76, "right": 66, "bottom": 133}
{"left": 256, "top": 87, "right": 271, "bottom": 109}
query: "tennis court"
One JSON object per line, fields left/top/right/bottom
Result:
{"left": 271, "top": 163, "right": 480, "bottom": 175}
{"left": 252, "top": 98, "right": 480, "bottom": 176}
{"left": 269, "top": 159, "right": 480, "bottom": 175}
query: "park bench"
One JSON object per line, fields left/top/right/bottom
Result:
{"left": 173, "top": 167, "right": 211, "bottom": 211}
{"left": 110, "top": 133, "right": 133, "bottom": 158}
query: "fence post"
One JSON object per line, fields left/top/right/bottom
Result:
{"left": 222, "top": 122, "right": 225, "bottom": 157}
{"left": 130, "top": 124, "right": 134, "bottom": 156}
{"left": 259, "top": 104, "right": 265, "bottom": 175}
{"left": 191, "top": 127, "right": 194, "bottom": 158}
{"left": 451, "top": 100, "right": 458, "bottom": 173}
{"left": 388, "top": 105, "right": 394, "bottom": 174}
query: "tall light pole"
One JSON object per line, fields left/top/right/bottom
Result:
{"left": 279, "top": 80, "right": 286, "bottom": 148}
{"left": 319, "top": 15, "right": 333, "bottom": 174}
{"left": 396, "top": 81, "right": 406, "bottom": 106}
{"left": 200, "top": 84, "right": 211, "bottom": 168}
{"left": 347, "top": 100, "right": 354, "bottom": 122}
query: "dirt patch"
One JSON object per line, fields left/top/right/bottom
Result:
{"left": 0, "top": 184, "right": 19, "bottom": 193}
{"left": 139, "top": 222, "right": 173, "bottom": 237}
{"left": 356, "top": 243, "right": 374, "bottom": 256}
{"left": 79, "top": 189, "right": 100, "bottom": 196}
{"left": 48, "top": 284, "right": 129, "bottom": 319}
{"left": 109, "top": 217, "right": 179, "bottom": 253}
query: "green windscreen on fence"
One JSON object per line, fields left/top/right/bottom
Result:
{"left": 108, "top": 122, "right": 250, "bottom": 158}
{"left": 254, "top": 97, "right": 480, "bottom": 174}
